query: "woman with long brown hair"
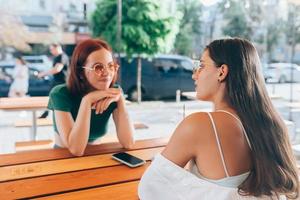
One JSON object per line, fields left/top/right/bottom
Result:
{"left": 139, "top": 38, "right": 299, "bottom": 199}
{"left": 48, "top": 38, "right": 134, "bottom": 156}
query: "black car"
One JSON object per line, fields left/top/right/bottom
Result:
{"left": 118, "top": 54, "right": 195, "bottom": 101}
{"left": 0, "top": 64, "right": 53, "bottom": 97}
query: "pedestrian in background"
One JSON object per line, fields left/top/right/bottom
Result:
{"left": 8, "top": 54, "right": 29, "bottom": 97}
{"left": 38, "top": 43, "right": 69, "bottom": 118}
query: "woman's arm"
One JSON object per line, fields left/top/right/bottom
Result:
{"left": 54, "top": 96, "right": 91, "bottom": 156}
{"left": 112, "top": 96, "right": 135, "bottom": 149}
{"left": 161, "top": 113, "right": 208, "bottom": 167}
{"left": 54, "top": 89, "right": 120, "bottom": 156}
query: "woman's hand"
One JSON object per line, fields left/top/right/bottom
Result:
{"left": 84, "top": 88, "right": 120, "bottom": 106}
{"left": 94, "top": 88, "right": 122, "bottom": 114}
{"left": 85, "top": 88, "right": 122, "bottom": 114}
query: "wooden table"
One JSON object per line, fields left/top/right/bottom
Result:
{"left": 286, "top": 102, "right": 300, "bottom": 109}
{"left": 182, "top": 91, "right": 197, "bottom": 100}
{"left": 0, "top": 137, "right": 168, "bottom": 199}
{"left": 0, "top": 96, "right": 49, "bottom": 140}
{"left": 182, "top": 91, "right": 283, "bottom": 101}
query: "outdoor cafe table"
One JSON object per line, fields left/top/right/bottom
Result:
{"left": 182, "top": 91, "right": 283, "bottom": 100}
{"left": 0, "top": 96, "right": 49, "bottom": 140}
{"left": 0, "top": 137, "right": 168, "bottom": 200}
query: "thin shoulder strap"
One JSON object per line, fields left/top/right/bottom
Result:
{"left": 207, "top": 112, "right": 230, "bottom": 177}
{"left": 216, "top": 110, "right": 252, "bottom": 149}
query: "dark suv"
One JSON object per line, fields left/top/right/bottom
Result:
{"left": 0, "top": 64, "right": 53, "bottom": 97}
{"left": 118, "top": 54, "right": 195, "bottom": 101}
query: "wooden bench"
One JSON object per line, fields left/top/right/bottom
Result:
{"left": 35, "top": 181, "right": 139, "bottom": 200}
{"left": 14, "top": 119, "right": 149, "bottom": 129}
{"left": 0, "top": 96, "right": 49, "bottom": 140}
{"left": 15, "top": 139, "right": 54, "bottom": 152}
{"left": 0, "top": 138, "right": 168, "bottom": 199}
{"left": 1, "top": 137, "right": 169, "bottom": 166}
{"left": 14, "top": 118, "right": 53, "bottom": 127}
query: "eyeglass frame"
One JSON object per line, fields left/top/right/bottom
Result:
{"left": 192, "top": 59, "right": 202, "bottom": 74}
{"left": 81, "top": 62, "right": 119, "bottom": 76}
{"left": 192, "top": 59, "right": 222, "bottom": 73}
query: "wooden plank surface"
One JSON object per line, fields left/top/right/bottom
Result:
{"left": 15, "top": 118, "right": 53, "bottom": 127}
{"left": 34, "top": 181, "right": 139, "bottom": 200}
{"left": 14, "top": 118, "right": 148, "bottom": 130}
{"left": 0, "top": 137, "right": 168, "bottom": 167}
{"left": 15, "top": 139, "right": 54, "bottom": 152}
{"left": 0, "top": 163, "right": 149, "bottom": 200}
{"left": 181, "top": 91, "right": 196, "bottom": 100}
{"left": 0, "top": 147, "right": 162, "bottom": 182}
{"left": 0, "top": 96, "right": 49, "bottom": 110}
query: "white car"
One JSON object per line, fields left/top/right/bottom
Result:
{"left": 23, "top": 55, "right": 52, "bottom": 71}
{"left": 264, "top": 63, "right": 300, "bottom": 83}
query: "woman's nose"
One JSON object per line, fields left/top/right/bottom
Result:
{"left": 100, "top": 68, "right": 109, "bottom": 76}
{"left": 192, "top": 72, "right": 197, "bottom": 80}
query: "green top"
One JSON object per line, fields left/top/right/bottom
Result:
{"left": 48, "top": 84, "right": 117, "bottom": 142}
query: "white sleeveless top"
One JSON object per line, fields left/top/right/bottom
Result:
{"left": 138, "top": 110, "right": 286, "bottom": 200}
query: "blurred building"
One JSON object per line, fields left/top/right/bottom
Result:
{"left": 0, "top": 0, "right": 97, "bottom": 55}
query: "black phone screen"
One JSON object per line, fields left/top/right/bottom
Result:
{"left": 113, "top": 152, "right": 144, "bottom": 165}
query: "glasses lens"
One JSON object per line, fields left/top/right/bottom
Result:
{"left": 192, "top": 60, "right": 200, "bottom": 73}
{"left": 94, "top": 63, "right": 104, "bottom": 74}
{"left": 108, "top": 63, "right": 116, "bottom": 71}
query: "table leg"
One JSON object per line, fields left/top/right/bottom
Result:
{"left": 31, "top": 110, "right": 37, "bottom": 140}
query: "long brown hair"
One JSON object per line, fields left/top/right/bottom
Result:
{"left": 206, "top": 38, "right": 299, "bottom": 198}
{"left": 67, "top": 38, "right": 118, "bottom": 96}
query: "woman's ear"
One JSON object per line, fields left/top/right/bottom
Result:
{"left": 218, "top": 64, "right": 229, "bottom": 82}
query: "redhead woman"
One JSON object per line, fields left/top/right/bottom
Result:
{"left": 48, "top": 39, "right": 134, "bottom": 156}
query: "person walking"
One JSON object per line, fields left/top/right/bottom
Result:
{"left": 8, "top": 54, "right": 29, "bottom": 97}
{"left": 38, "top": 43, "right": 69, "bottom": 118}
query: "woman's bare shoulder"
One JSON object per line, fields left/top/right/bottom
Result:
{"left": 173, "top": 112, "right": 213, "bottom": 142}
{"left": 161, "top": 112, "right": 215, "bottom": 166}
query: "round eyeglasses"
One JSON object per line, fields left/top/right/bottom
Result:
{"left": 82, "top": 62, "right": 119, "bottom": 76}
{"left": 192, "top": 60, "right": 202, "bottom": 73}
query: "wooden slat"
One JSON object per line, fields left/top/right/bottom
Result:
{"left": 14, "top": 118, "right": 148, "bottom": 129}
{"left": 15, "top": 118, "right": 53, "bottom": 127}
{"left": 34, "top": 181, "right": 139, "bottom": 200}
{"left": 0, "top": 147, "right": 162, "bottom": 182}
{"left": 15, "top": 140, "right": 54, "bottom": 152}
{"left": 0, "top": 96, "right": 48, "bottom": 110}
{"left": 0, "top": 163, "right": 149, "bottom": 200}
{"left": 0, "top": 137, "right": 168, "bottom": 167}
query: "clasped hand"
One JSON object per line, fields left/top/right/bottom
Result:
{"left": 86, "top": 88, "right": 121, "bottom": 114}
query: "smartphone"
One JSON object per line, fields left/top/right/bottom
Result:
{"left": 112, "top": 152, "right": 146, "bottom": 168}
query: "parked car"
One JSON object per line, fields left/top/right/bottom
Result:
{"left": 0, "top": 64, "right": 53, "bottom": 97}
{"left": 264, "top": 63, "right": 300, "bottom": 83}
{"left": 118, "top": 54, "right": 195, "bottom": 101}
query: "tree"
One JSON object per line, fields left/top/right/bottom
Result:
{"left": 91, "top": 0, "right": 174, "bottom": 102}
{"left": 220, "top": 0, "right": 252, "bottom": 39}
{"left": 285, "top": 3, "right": 300, "bottom": 64}
{"left": 265, "top": 22, "right": 283, "bottom": 61}
{"left": 0, "top": 11, "right": 31, "bottom": 59}
{"left": 173, "top": 0, "right": 202, "bottom": 57}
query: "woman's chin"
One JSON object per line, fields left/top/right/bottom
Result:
{"left": 196, "top": 92, "right": 206, "bottom": 101}
{"left": 93, "top": 82, "right": 111, "bottom": 90}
